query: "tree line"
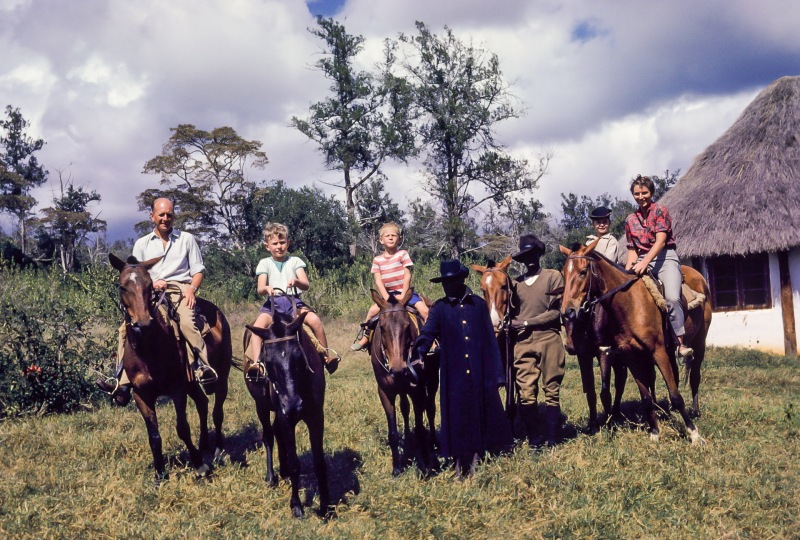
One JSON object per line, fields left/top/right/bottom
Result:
{"left": 1, "top": 18, "right": 676, "bottom": 278}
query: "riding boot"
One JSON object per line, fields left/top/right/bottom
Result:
{"left": 95, "top": 378, "right": 132, "bottom": 406}
{"left": 518, "top": 403, "right": 545, "bottom": 447}
{"left": 543, "top": 405, "right": 562, "bottom": 447}
{"left": 193, "top": 355, "right": 219, "bottom": 392}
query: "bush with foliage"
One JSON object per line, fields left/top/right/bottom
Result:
{"left": 0, "top": 264, "right": 118, "bottom": 416}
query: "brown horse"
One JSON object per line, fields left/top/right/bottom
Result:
{"left": 109, "top": 253, "right": 232, "bottom": 483}
{"left": 559, "top": 241, "right": 710, "bottom": 443}
{"left": 370, "top": 288, "right": 438, "bottom": 476}
{"left": 243, "top": 304, "right": 329, "bottom": 517}
{"left": 471, "top": 256, "right": 517, "bottom": 417}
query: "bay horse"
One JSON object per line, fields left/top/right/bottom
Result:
{"left": 244, "top": 302, "right": 329, "bottom": 518}
{"left": 370, "top": 288, "right": 438, "bottom": 476}
{"left": 109, "top": 253, "right": 232, "bottom": 483}
{"left": 559, "top": 240, "right": 710, "bottom": 443}
{"left": 471, "top": 256, "right": 517, "bottom": 417}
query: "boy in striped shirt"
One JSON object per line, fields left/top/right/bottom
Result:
{"left": 351, "top": 222, "right": 429, "bottom": 351}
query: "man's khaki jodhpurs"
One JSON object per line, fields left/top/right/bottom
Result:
{"left": 117, "top": 282, "right": 208, "bottom": 385}
{"left": 513, "top": 329, "right": 566, "bottom": 407}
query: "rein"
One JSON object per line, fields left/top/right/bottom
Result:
{"left": 567, "top": 255, "right": 639, "bottom": 317}
{"left": 374, "top": 305, "right": 418, "bottom": 377}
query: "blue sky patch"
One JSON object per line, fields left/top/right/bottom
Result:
{"left": 305, "top": 0, "right": 346, "bottom": 17}
{"left": 571, "top": 19, "right": 603, "bottom": 43}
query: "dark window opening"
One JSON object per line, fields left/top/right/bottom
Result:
{"left": 707, "top": 253, "right": 771, "bottom": 311}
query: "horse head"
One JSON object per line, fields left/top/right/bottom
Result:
{"left": 371, "top": 288, "right": 416, "bottom": 379}
{"left": 558, "top": 239, "right": 600, "bottom": 354}
{"left": 109, "top": 253, "right": 163, "bottom": 334}
{"left": 247, "top": 310, "right": 309, "bottom": 421}
{"left": 471, "top": 255, "right": 513, "bottom": 334}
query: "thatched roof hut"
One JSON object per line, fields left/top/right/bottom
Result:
{"left": 660, "top": 75, "right": 800, "bottom": 258}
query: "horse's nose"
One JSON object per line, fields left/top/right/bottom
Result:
{"left": 282, "top": 397, "right": 303, "bottom": 421}
{"left": 563, "top": 307, "right": 578, "bottom": 322}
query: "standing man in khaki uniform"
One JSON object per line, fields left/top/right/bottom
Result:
{"left": 97, "top": 197, "right": 217, "bottom": 404}
{"left": 510, "top": 234, "right": 566, "bottom": 447}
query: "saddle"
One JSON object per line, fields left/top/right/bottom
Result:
{"left": 358, "top": 307, "right": 422, "bottom": 348}
{"left": 641, "top": 274, "right": 706, "bottom": 313}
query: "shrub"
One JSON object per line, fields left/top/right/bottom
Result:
{"left": 0, "top": 264, "right": 118, "bottom": 417}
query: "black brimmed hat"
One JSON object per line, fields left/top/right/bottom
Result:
{"left": 430, "top": 259, "right": 469, "bottom": 283}
{"left": 512, "top": 234, "right": 546, "bottom": 262}
{"left": 589, "top": 206, "right": 612, "bottom": 220}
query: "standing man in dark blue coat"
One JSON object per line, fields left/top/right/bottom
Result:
{"left": 414, "top": 259, "right": 513, "bottom": 478}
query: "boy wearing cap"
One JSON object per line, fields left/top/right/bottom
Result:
{"left": 414, "top": 259, "right": 512, "bottom": 478}
{"left": 510, "top": 234, "right": 566, "bottom": 447}
{"left": 586, "top": 206, "right": 620, "bottom": 261}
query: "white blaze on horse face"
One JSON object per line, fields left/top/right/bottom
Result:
{"left": 127, "top": 273, "right": 138, "bottom": 284}
{"left": 567, "top": 260, "right": 574, "bottom": 273}
{"left": 489, "top": 304, "right": 502, "bottom": 328}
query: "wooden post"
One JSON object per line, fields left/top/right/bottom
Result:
{"left": 778, "top": 250, "right": 797, "bottom": 358}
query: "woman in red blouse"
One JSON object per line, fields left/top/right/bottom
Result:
{"left": 624, "top": 175, "right": 693, "bottom": 357}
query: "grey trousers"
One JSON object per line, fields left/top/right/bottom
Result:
{"left": 639, "top": 248, "right": 685, "bottom": 337}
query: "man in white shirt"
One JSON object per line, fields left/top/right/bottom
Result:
{"left": 97, "top": 198, "right": 217, "bottom": 404}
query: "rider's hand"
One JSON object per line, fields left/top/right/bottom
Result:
{"left": 632, "top": 261, "right": 648, "bottom": 276}
{"left": 510, "top": 319, "right": 525, "bottom": 330}
{"left": 264, "top": 285, "right": 275, "bottom": 296}
{"left": 184, "top": 286, "right": 196, "bottom": 309}
{"left": 153, "top": 279, "right": 167, "bottom": 291}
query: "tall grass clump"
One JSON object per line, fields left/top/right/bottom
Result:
{"left": 0, "top": 263, "right": 119, "bottom": 417}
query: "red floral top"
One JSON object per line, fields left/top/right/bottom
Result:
{"left": 624, "top": 202, "right": 677, "bottom": 255}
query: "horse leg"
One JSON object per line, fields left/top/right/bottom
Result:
{"left": 610, "top": 360, "right": 627, "bottom": 421}
{"left": 187, "top": 382, "right": 210, "bottom": 454}
{"left": 255, "top": 396, "right": 278, "bottom": 486}
{"left": 688, "top": 344, "right": 704, "bottom": 418}
{"left": 399, "top": 392, "right": 411, "bottom": 441}
{"left": 173, "top": 390, "right": 210, "bottom": 478}
{"left": 425, "top": 362, "right": 440, "bottom": 451}
{"left": 377, "top": 386, "right": 402, "bottom": 476}
{"left": 654, "top": 347, "right": 704, "bottom": 445}
{"left": 411, "top": 388, "right": 431, "bottom": 474}
{"left": 211, "top": 373, "right": 228, "bottom": 461}
{"left": 628, "top": 361, "right": 660, "bottom": 441}
{"left": 577, "top": 351, "right": 599, "bottom": 434}
{"left": 133, "top": 392, "right": 168, "bottom": 485}
{"left": 305, "top": 409, "right": 330, "bottom": 517}
{"left": 277, "top": 418, "right": 304, "bottom": 518}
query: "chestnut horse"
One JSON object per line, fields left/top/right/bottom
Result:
{"left": 370, "top": 288, "right": 438, "bottom": 476}
{"left": 471, "top": 256, "right": 517, "bottom": 417}
{"left": 243, "top": 304, "right": 330, "bottom": 518}
{"left": 110, "top": 254, "right": 232, "bottom": 483}
{"left": 559, "top": 241, "right": 710, "bottom": 443}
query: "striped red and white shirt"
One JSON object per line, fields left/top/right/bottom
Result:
{"left": 371, "top": 249, "right": 413, "bottom": 293}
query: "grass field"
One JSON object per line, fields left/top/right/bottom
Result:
{"left": 1, "top": 309, "right": 799, "bottom": 539}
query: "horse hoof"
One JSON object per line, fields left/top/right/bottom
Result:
{"left": 212, "top": 448, "right": 226, "bottom": 465}
{"left": 649, "top": 433, "right": 660, "bottom": 442}
{"left": 292, "top": 506, "right": 305, "bottom": 519}
{"left": 265, "top": 474, "right": 278, "bottom": 487}
{"left": 688, "top": 428, "right": 706, "bottom": 446}
{"left": 392, "top": 467, "right": 403, "bottom": 477}
{"left": 154, "top": 471, "right": 169, "bottom": 487}
{"left": 195, "top": 463, "right": 212, "bottom": 479}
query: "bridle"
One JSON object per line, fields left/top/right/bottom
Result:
{"left": 563, "top": 254, "right": 639, "bottom": 323}
{"left": 482, "top": 267, "right": 515, "bottom": 335}
{"left": 373, "top": 304, "right": 419, "bottom": 381}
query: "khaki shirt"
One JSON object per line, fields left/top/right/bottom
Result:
{"left": 586, "top": 234, "right": 620, "bottom": 262}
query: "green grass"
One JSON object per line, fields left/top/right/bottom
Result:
{"left": 1, "top": 306, "right": 799, "bottom": 539}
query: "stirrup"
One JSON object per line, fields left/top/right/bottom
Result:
{"left": 97, "top": 376, "right": 120, "bottom": 396}
{"left": 194, "top": 363, "right": 218, "bottom": 385}
{"left": 245, "top": 361, "right": 267, "bottom": 383}
{"left": 324, "top": 347, "right": 341, "bottom": 374}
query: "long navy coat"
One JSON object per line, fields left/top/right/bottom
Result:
{"left": 415, "top": 289, "right": 513, "bottom": 458}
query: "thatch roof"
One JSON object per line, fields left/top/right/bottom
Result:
{"left": 660, "top": 75, "right": 800, "bottom": 258}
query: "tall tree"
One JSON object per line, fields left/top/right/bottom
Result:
{"left": 34, "top": 171, "right": 106, "bottom": 272}
{"left": 291, "top": 17, "right": 415, "bottom": 254}
{"left": 397, "top": 22, "right": 549, "bottom": 257}
{"left": 141, "top": 124, "right": 268, "bottom": 249}
{"left": 0, "top": 106, "right": 48, "bottom": 254}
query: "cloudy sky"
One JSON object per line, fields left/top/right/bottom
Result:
{"left": 2, "top": 0, "right": 799, "bottom": 241}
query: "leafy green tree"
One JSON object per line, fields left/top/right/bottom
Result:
{"left": 291, "top": 17, "right": 415, "bottom": 254}
{"left": 354, "top": 177, "right": 404, "bottom": 254}
{"left": 397, "top": 22, "right": 549, "bottom": 257}
{"left": 140, "top": 124, "right": 268, "bottom": 249}
{"left": 0, "top": 106, "right": 48, "bottom": 254}
{"left": 480, "top": 196, "right": 553, "bottom": 263}
{"left": 34, "top": 171, "right": 106, "bottom": 273}
{"left": 403, "top": 197, "right": 448, "bottom": 263}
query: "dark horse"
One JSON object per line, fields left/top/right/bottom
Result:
{"left": 559, "top": 241, "right": 710, "bottom": 443}
{"left": 110, "top": 253, "right": 232, "bottom": 483}
{"left": 244, "top": 303, "right": 329, "bottom": 518}
{"left": 471, "top": 256, "right": 517, "bottom": 418}
{"left": 370, "top": 288, "right": 438, "bottom": 476}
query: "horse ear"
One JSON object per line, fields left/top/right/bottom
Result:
{"left": 398, "top": 287, "right": 413, "bottom": 305}
{"left": 585, "top": 236, "right": 600, "bottom": 253}
{"left": 287, "top": 311, "right": 309, "bottom": 335}
{"left": 140, "top": 256, "right": 163, "bottom": 271}
{"left": 109, "top": 253, "right": 126, "bottom": 271}
{"left": 559, "top": 245, "right": 572, "bottom": 256}
{"left": 371, "top": 289, "right": 387, "bottom": 307}
{"left": 246, "top": 324, "right": 273, "bottom": 339}
{"left": 498, "top": 255, "right": 513, "bottom": 270}
{"left": 470, "top": 263, "right": 487, "bottom": 275}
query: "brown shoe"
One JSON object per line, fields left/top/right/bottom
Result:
{"left": 324, "top": 348, "right": 341, "bottom": 374}
{"left": 96, "top": 378, "right": 132, "bottom": 406}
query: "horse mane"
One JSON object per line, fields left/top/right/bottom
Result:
{"left": 586, "top": 246, "right": 629, "bottom": 273}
